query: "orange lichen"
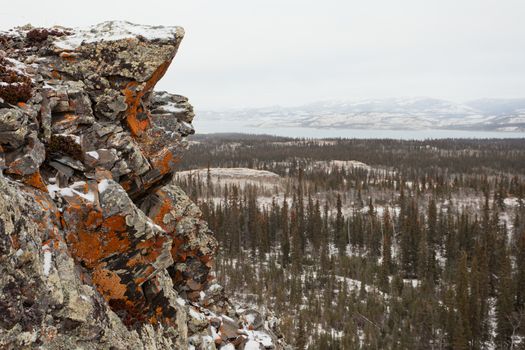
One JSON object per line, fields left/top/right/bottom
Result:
{"left": 170, "top": 236, "right": 188, "bottom": 261}
{"left": 200, "top": 254, "right": 213, "bottom": 264}
{"left": 91, "top": 269, "right": 128, "bottom": 301}
{"left": 59, "top": 51, "right": 76, "bottom": 62}
{"left": 85, "top": 210, "right": 103, "bottom": 229}
{"left": 66, "top": 212, "right": 131, "bottom": 269}
{"left": 10, "top": 233, "right": 20, "bottom": 250}
{"left": 127, "top": 235, "right": 168, "bottom": 271}
{"left": 101, "top": 215, "right": 127, "bottom": 232}
{"left": 53, "top": 113, "right": 79, "bottom": 126}
{"left": 145, "top": 59, "right": 172, "bottom": 92}
{"left": 152, "top": 197, "right": 172, "bottom": 230}
{"left": 22, "top": 171, "right": 47, "bottom": 191}
{"left": 94, "top": 168, "right": 113, "bottom": 181}
{"left": 66, "top": 230, "right": 102, "bottom": 268}
{"left": 150, "top": 149, "right": 177, "bottom": 177}
{"left": 122, "top": 60, "right": 172, "bottom": 137}
{"left": 134, "top": 265, "right": 155, "bottom": 285}
{"left": 50, "top": 70, "right": 61, "bottom": 79}
{"left": 123, "top": 84, "right": 150, "bottom": 136}
{"left": 120, "top": 180, "right": 132, "bottom": 191}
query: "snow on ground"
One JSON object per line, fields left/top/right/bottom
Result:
{"left": 271, "top": 140, "right": 338, "bottom": 146}
{"left": 313, "top": 160, "right": 371, "bottom": 172}
{"left": 240, "top": 330, "right": 274, "bottom": 348}
{"left": 330, "top": 273, "right": 388, "bottom": 299}
{"left": 486, "top": 298, "right": 497, "bottom": 350}
{"left": 177, "top": 167, "right": 282, "bottom": 190}
{"left": 504, "top": 197, "right": 521, "bottom": 207}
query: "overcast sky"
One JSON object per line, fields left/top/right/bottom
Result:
{"left": 1, "top": 0, "right": 524, "bottom": 109}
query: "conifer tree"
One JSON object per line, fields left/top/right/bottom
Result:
{"left": 335, "top": 193, "right": 345, "bottom": 255}
{"left": 455, "top": 252, "right": 472, "bottom": 347}
{"left": 495, "top": 246, "right": 514, "bottom": 348}
{"left": 281, "top": 196, "right": 290, "bottom": 267}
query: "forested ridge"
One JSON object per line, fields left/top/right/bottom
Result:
{"left": 177, "top": 134, "right": 525, "bottom": 349}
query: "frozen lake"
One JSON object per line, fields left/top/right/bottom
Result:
{"left": 193, "top": 119, "right": 525, "bottom": 140}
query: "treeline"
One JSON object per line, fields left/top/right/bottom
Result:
{"left": 182, "top": 134, "right": 525, "bottom": 174}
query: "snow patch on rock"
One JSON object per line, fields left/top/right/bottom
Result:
{"left": 53, "top": 21, "right": 184, "bottom": 50}
{"left": 42, "top": 245, "right": 52, "bottom": 276}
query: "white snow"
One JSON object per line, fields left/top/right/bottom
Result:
{"left": 243, "top": 340, "right": 261, "bottom": 350}
{"left": 176, "top": 297, "right": 186, "bottom": 306}
{"left": 146, "top": 220, "right": 164, "bottom": 232}
{"left": 42, "top": 245, "right": 52, "bottom": 276}
{"left": 189, "top": 307, "right": 205, "bottom": 321}
{"left": 47, "top": 182, "right": 95, "bottom": 202}
{"left": 158, "top": 101, "right": 187, "bottom": 114}
{"left": 250, "top": 331, "right": 273, "bottom": 347}
{"left": 220, "top": 344, "right": 235, "bottom": 350}
{"left": 221, "top": 314, "right": 235, "bottom": 323}
{"left": 244, "top": 313, "right": 256, "bottom": 326}
{"left": 178, "top": 168, "right": 280, "bottom": 180}
{"left": 0, "top": 82, "right": 22, "bottom": 87}
{"left": 177, "top": 167, "right": 281, "bottom": 190}
{"left": 3, "top": 57, "right": 27, "bottom": 75}
{"left": 53, "top": 21, "right": 184, "bottom": 50}
{"left": 97, "top": 179, "right": 110, "bottom": 193}
{"left": 86, "top": 151, "right": 99, "bottom": 160}
{"left": 504, "top": 197, "right": 519, "bottom": 207}
{"left": 61, "top": 188, "right": 95, "bottom": 202}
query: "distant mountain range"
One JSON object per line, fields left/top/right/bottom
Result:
{"left": 199, "top": 98, "right": 525, "bottom": 132}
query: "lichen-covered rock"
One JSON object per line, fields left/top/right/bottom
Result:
{"left": 0, "top": 21, "right": 286, "bottom": 349}
{"left": 139, "top": 184, "right": 218, "bottom": 300}
{"left": 0, "top": 175, "right": 172, "bottom": 349}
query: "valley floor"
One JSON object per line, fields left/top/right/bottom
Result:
{"left": 177, "top": 135, "right": 525, "bottom": 349}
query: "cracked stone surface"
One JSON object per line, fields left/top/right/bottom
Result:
{"left": 0, "top": 21, "right": 288, "bottom": 349}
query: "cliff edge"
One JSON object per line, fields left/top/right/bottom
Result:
{"left": 0, "top": 21, "right": 286, "bottom": 350}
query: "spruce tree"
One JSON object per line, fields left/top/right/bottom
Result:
{"left": 495, "top": 246, "right": 514, "bottom": 348}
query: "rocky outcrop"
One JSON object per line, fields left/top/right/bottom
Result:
{"left": 0, "top": 21, "right": 286, "bottom": 349}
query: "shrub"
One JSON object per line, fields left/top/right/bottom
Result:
{"left": 47, "top": 135, "right": 84, "bottom": 161}
{"left": 0, "top": 58, "right": 32, "bottom": 105}
{"left": 26, "top": 28, "right": 68, "bottom": 42}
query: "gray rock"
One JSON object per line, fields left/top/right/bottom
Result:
{"left": 0, "top": 21, "right": 287, "bottom": 350}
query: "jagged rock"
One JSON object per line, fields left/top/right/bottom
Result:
{"left": 0, "top": 175, "right": 156, "bottom": 349}
{"left": 0, "top": 21, "right": 286, "bottom": 349}
{"left": 0, "top": 108, "right": 29, "bottom": 149}
{"left": 139, "top": 184, "right": 218, "bottom": 300}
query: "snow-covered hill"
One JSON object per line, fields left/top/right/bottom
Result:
{"left": 199, "top": 97, "right": 525, "bottom": 132}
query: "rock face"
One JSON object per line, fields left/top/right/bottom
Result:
{"left": 0, "top": 21, "right": 286, "bottom": 349}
